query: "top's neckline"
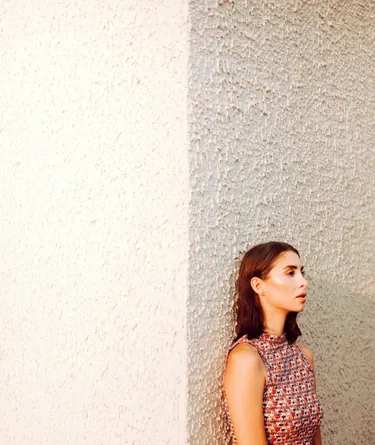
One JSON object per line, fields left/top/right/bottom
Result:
{"left": 260, "top": 332, "right": 287, "bottom": 344}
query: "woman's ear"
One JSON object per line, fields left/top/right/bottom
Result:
{"left": 250, "top": 277, "right": 263, "bottom": 295}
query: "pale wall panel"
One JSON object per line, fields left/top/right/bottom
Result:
{"left": 0, "top": 1, "right": 189, "bottom": 444}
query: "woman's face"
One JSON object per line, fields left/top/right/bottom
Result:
{"left": 261, "top": 250, "right": 309, "bottom": 313}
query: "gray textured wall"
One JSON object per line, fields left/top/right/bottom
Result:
{"left": 187, "top": 1, "right": 375, "bottom": 444}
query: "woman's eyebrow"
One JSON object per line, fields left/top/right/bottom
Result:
{"left": 283, "top": 265, "right": 304, "bottom": 271}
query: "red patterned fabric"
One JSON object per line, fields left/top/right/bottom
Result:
{"left": 224, "top": 333, "right": 323, "bottom": 444}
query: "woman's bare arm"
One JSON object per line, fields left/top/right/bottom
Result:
{"left": 223, "top": 343, "right": 268, "bottom": 445}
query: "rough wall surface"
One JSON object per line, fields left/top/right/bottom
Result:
{"left": 187, "top": 1, "right": 375, "bottom": 444}
{"left": 0, "top": 1, "right": 189, "bottom": 444}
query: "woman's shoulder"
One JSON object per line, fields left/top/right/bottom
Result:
{"left": 224, "top": 339, "right": 267, "bottom": 392}
{"left": 226, "top": 339, "right": 265, "bottom": 373}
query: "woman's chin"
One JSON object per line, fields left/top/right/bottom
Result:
{"left": 295, "top": 300, "right": 306, "bottom": 312}
{"left": 287, "top": 300, "right": 306, "bottom": 312}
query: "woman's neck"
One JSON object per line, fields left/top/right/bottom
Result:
{"left": 263, "top": 311, "right": 287, "bottom": 336}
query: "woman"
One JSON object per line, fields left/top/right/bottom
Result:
{"left": 223, "top": 241, "right": 323, "bottom": 445}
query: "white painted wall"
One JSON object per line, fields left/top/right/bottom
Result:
{"left": 0, "top": 1, "right": 189, "bottom": 444}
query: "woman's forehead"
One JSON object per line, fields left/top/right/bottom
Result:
{"left": 274, "top": 251, "right": 302, "bottom": 268}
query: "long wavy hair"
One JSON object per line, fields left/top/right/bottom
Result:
{"left": 234, "top": 241, "right": 302, "bottom": 344}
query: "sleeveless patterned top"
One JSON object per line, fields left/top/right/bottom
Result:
{"left": 224, "top": 333, "right": 323, "bottom": 445}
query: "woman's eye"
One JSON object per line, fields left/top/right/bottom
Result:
{"left": 301, "top": 270, "right": 306, "bottom": 276}
{"left": 288, "top": 271, "right": 295, "bottom": 276}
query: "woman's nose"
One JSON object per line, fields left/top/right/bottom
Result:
{"left": 302, "top": 276, "right": 308, "bottom": 289}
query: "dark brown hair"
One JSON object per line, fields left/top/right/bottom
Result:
{"left": 235, "top": 241, "right": 302, "bottom": 344}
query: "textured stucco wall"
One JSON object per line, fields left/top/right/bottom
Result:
{"left": 0, "top": 1, "right": 189, "bottom": 444}
{"left": 187, "top": 1, "right": 375, "bottom": 444}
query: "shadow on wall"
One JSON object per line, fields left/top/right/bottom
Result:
{"left": 300, "top": 277, "right": 374, "bottom": 445}
{"left": 215, "top": 276, "right": 374, "bottom": 445}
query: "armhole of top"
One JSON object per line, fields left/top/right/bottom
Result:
{"left": 225, "top": 336, "right": 271, "bottom": 387}
{"left": 295, "top": 342, "right": 315, "bottom": 374}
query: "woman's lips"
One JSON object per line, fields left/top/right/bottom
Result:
{"left": 296, "top": 293, "right": 307, "bottom": 298}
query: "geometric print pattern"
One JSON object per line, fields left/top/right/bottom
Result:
{"left": 224, "top": 333, "right": 323, "bottom": 445}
